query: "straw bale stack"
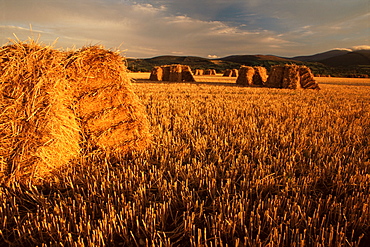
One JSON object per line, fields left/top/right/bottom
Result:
{"left": 282, "top": 65, "right": 301, "bottom": 89}
{"left": 181, "top": 65, "right": 196, "bottom": 82}
{"left": 65, "top": 46, "right": 150, "bottom": 154}
{"left": 204, "top": 69, "right": 216, "bottom": 75}
{"left": 195, "top": 69, "right": 204, "bottom": 75}
{"left": 265, "top": 65, "right": 285, "bottom": 88}
{"left": 231, "top": 69, "right": 238, "bottom": 77}
{"left": 149, "top": 66, "right": 163, "bottom": 81}
{"left": 299, "top": 66, "right": 320, "bottom": 89}
{"left": 253, "top": 66, "right": 268, "bottom": 85}
{"left": 223, "top": 69, "right": 232, "bottom": 77}
{"left": 169, "top": 64, "right": 183, "bottom": 82}
{"left": 236, "top": 66, "right": 255, "bottom": 85}
{"left": 0, "top": 41, "right": 80, "bottom": 184}
{"left": 162, "top": 66, "right": 171, "bottom": 81}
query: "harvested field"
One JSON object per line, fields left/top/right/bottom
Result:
{"left": 2, "top": 71, "right": 369, "bottom": 246}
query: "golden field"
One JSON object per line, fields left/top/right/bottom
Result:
{"left": 1, "top": 73, "right": 370, "bottom": 246}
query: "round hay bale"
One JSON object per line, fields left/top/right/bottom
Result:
{"left": 149, "top": 66, "right": 163, "bottom": 81}
{"left": 0, "top": 41, "right": 80, "bottom": 184}
{"left": 223, "top": 69, "right": 232, "bottom": 77}
{"left": 253, "top": 66, "right": 268, "bottom": 86}
{"left": 65, "top": 46, "right": 150, "bottom": 154}
{"left": 299, "top": 66, "right": 320, "bottom": 90}
{"left": 265, "top": 65, "right": 285, "bottom": 88}
{"left": 236, "top": 66, "right": 255, "bottom": 86}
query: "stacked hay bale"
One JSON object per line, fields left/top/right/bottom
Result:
{"left": 195, "top": 69, "right": 204, "bottom": 75}
{"left": 253, "top": 66, "right": 268, "bottom": 86}
{"left": 181, "top": 65, "right": 196, "bottom": 82}
{"left": 231, "top": 69, "right": 238, "bottom": 77}
{"left": 149, "top": 66, "right": 163, "bottom": 81}
{"left": 204, "top": 69, "right": 217, "bottom": 75}
{"left": 150, "top": 64, "right": 195, "bottom": 82}
{"left": 299, "top": 66, "right": 321, "bottom": 89}
{"left": 0, "top": 41, "right": 80, "bottom": 184}
{"left": 265, "top": 65, "right": 285, "bottom": 88}
{"left": 265, "top": 64, "right": 320, "bottom": 89}
{"left": 169, "top": 64, "right": 183, "bottom": 82}
{"left": 236, "top": 66, "right": 255, "bottom": 85}
{"left": 65, "top": 46, "right": 150, "bottom": 154}
{"left": 223, "top": 69, "right": 232, "bottom": 77}
{"left": 282, "top": 65, "right": 301, "bottom": 89}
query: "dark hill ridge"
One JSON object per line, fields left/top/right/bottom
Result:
{"left": 292, "top": 50, "right": 351, "bottom": 62}
{"left": 127, "top": 50, "right": 370, "bottom": 77}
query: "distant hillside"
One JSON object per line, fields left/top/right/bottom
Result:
{"left": 293, "top": 50, "right": 351, "bottom": 62}
{"left": 319, "top": 50, "right": 370, "bottom": 67}
{"left": 127, "top": 50, "right": 370, "bottom": 77}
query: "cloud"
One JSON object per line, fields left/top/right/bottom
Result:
{"left": 207, "top": 55, "right": 219, "bottom": 59}
{"left": 351, "top": 45, "right": 370, "bottom": 51}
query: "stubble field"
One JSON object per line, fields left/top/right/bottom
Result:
{"left": 1, "top": 74, "right": 369, "bottom": 246}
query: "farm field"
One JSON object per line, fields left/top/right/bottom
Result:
{"left": 1, "top": 73, "right": 370, "bottom": 246}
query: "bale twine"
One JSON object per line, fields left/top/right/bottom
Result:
{"left": 181, "top": 65, "right": 196, "bottom": 82}
{"left": 223, "top": 69, "right": 232, "bottom": 77}
{"left": 195, "top": 69, "right": 204, "bottom": 75}
{"left": 265, "top": 65, "right": 285, "bottom": 88}
{"left": 65, "top": 46, "right": 150, "bottom": 154}
{"left": 231, "top": 69, "right": 238, "bottom": 77}
{"left": 0, "top": 41, "right": 80, "bottom": 184}
{"left": 299, "top": 66, "right": 320, "bottom": 89}
{"left": 169, "top": 64, "right": 183, "bottom": 82}
{"left": 149, "top": 66, "right": 163, "bottom": 81}
{"left": 236, "top": 66, "right": 255, "bottom": 85}
{"left": 253, "top": 66, "right": 268, "bottom": 86}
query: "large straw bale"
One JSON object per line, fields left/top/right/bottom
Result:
{"left": 231, "top": 69, "right": 238, "bottom": 77}
{"left": 181, "top": 65, "right": 196, "bottom": 82}
{"left": 149, "top": 66, "right": 163, "bottom": 81}
{"left": 162, "top": 66, "right": 171, "bottom": 81}
{"left": 169, "top": 64, "right": 183, "bottom": 82}
{"left": 65, "top": 46, "right": 150, "bottom": 154}
{"left": 236, "top": 66, "right": 255, "bottom": 85}
{"left": 253, "top": 66, "right": 268, "bottom": 85}
{"left": 0, "top": 41, "right": 80, "bottom": 184}
{"left": 223, "top": 69, "right": 232, "bottom": 77}
{"left": 265, "top": 65, "right": 285, "bottom": 88}
{"left": 299, "top": 66, "right": 320, "bottom": 89}
{"left": 282, "top": 65, "right": 301, "bottom": 89}
{"left": 204, "top": 69, "right": 216, "bottom": 75}
{"left": 195, "top": 69, "right": 204, "bottom": 75}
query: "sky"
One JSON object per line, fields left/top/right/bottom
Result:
{"left": 1, "top": 0, "right": 370, "bottom": 58}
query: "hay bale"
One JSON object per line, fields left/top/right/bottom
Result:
{"left": 282, "top": 65, "right": 301, "bottom": 89}
{"left": 223, "top": 69, "right": 232, "bottom": 77}
{"left": 236, "top": 66, "right": 255, "bottom": 85}
{"left": 181, "top": 65, "right": 196, "bottom": 82}
{"left": 169, "top": 64, "right": 183, "bottom": 82}
{"left": 253, "top": 66, "right": 268, "bottom": 86}
{"left": 162, "top": 66, "right": 171, "bottom": 81}
{"left": 195, "top": 69, "right": 204, "bottom": 75}
{"left": 299, "top": 66, "right": 320, "bottom": 89}
{"left": 149, "top": 66, "right": 163, "bottom": 81}
{"left": 265, "top": 65, "right": 285, "bottom": 88}
{"left": 65, "top": 46, "right": 150, "bottom": 154}
{"left": 204, "top": 69, "right": 216, "bottom": 75}
{"left": 231, "top": 69, "right": 238, "bottom": 77}
{"left": 0, "top": 41, "right": 80, "bottom": 184}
